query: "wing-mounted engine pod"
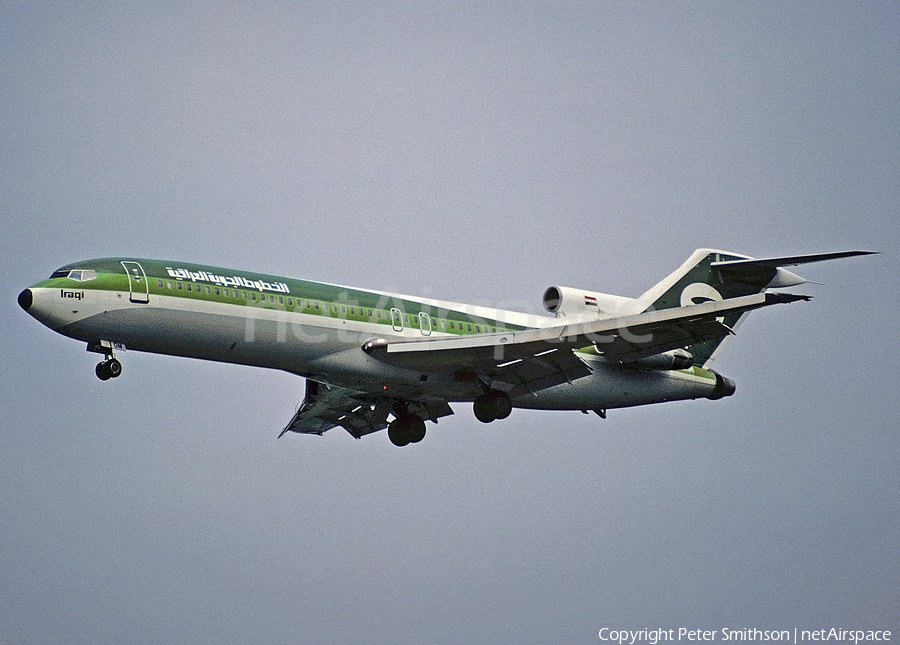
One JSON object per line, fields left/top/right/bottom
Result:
{"left": 542, "top": 286, "right": 636, "bottom": 318}
{"left": 706, "top": 371, "right": 736, "bottom": 400}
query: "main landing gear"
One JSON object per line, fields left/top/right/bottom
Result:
{"left": 473, "top": 391, "right": 512, "bottom": 424}
{"left": 387, "top": 413, "right": 426, "bottom": 447}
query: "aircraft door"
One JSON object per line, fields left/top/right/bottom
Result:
{"left": 390, "top": 308, "right": 403, "bottom": 332}
{"left": 121, "top": 261, "right": 150, "bottom": 303}
{"left": 418, "top": 312, "right": 432, "bottom": 336}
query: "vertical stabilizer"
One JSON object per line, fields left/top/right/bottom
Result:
{"left": 634, "top": 249, "right": 875, "bottom": 367}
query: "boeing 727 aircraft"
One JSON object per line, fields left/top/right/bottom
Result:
{"left": 18, "top": 249, "right": 873, "bottom": 446}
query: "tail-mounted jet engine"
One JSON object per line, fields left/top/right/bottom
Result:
{"left": 542, "top": 286, "right": 636, "bottom": 319}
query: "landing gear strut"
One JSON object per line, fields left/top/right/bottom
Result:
{"left": 473, "top": 391, "right": 512, "bottom": 423}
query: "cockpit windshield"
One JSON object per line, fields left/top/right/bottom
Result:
{"left": 50, "top": 269, "right": 97, "bottom": 282}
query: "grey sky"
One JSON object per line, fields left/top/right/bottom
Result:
{"left": 2, "top": 2, "right": 897, "bottom": 643}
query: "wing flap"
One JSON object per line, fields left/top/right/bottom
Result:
{"left": 280, "top": 379, "right": 387, "bottom": 438}
{"left": 280, "top": 379, "right": 454, "bottom": 439}
{"left": 487, "top": 347, "right": 593, "bottom": 397}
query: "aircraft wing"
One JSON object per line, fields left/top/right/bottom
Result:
{"left": 363, "top": 292, "right": 810, "bottom": 396}
{"left": 279, "top": 378, "right": 453, "bottom": 439}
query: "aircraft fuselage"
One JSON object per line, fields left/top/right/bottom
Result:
{"left": 19, "top": 257, "right": 725, "bottom": 416}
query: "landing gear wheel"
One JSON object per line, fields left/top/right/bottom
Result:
{"left": 96, "top": 362, "right": 111, "bottom": 381}
{"left": 474, "top": 391, "right": 512, "bottom": 423}
{"left": 388, "top": 418, "right": 411, "bottom": 447}
{"left": 473, "top": 397, "right": 497, "bottom": 423}
{"left": 95, "top": 358, "right": 123, "bottom": 381}
{"left": 407, "top": 416, "right": 426, "bottom": 443}
{"left": 106, "top": 358, "right": 122, "bottom": 378}
{"left": 388, "top": 414, "right": 426, "bottom": 447}
{"left": 492, "top": 392, "right": 512, "bottom": 420}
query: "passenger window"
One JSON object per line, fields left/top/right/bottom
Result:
{"left": 167, "top": 281, "right": 173, "bottom": 289}
{"left": 223, "top": 289, "right": 229, "bottom": 297}
{"left": 279, "top": 296, "right": 284, "bottom": 304}
{"left": 349, "top": 307, "right": 354, "bottom": 315}
{"left": 186, "top": 284, "right": 192, "bottom": 292}
{"left": 157, "top": 279, "right": 164, "bottom": 288}
{"left": 242, "top": 291, "right": 247, "bottom": 299}
{"left": 251, "top": 293, "right": 257, "bottom": 301}
{"left": 475, "top": 325, "right": 481, "bottom": 333}
{"left": 215, "top": 287, "right": 220, "bottom": 296}
{"left": 177, "top": 282, "right": 183, "bottom": 290}
{"left": 449, "top": 322, "right": 455, "bottom": 330}
{"left": 467, "top": 324, "right": 472, "bottom": 332}
{"left": 205, "top": 286, "right": 211, "bottom": 294}
{"left": 314, "top": 302, "right": 319, "bottom": 310}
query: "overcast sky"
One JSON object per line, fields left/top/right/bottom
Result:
{"left": 2, "top": 2, "right": 898, "bottom": 644}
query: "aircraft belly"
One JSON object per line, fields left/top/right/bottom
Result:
{"left": 56, "top": 303, "right": 351, "bottom": 372}
{"left": 512, "top": 363, "right": 718, "bottom": 411}
{"left": 52, "top": 294, "right": 434, "bottom": 385}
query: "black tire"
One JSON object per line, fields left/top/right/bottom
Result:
{"left": 388, "top": 419, "right": 411, "bottom": 447}
{"left": 408, "top": 416, "right": 426, "bottom": 443}
{"left": 95, "top": 362, "right": 111, "bottom": 381}
{"left": 107, "top": 358, "right": 123, "bottom": 378}
{"left": 473, "top": 397, "right": 497, "bottom": 423}
{"left": 492, "top": 392, "right": 512, "bottom": 420}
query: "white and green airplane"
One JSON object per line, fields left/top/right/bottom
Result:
{"left": 18, "top": 249, "right": 873, "bottom": 446}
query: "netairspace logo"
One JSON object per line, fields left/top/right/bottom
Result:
{"left": 598, "top": 629, "right": 892, "bottom": 645}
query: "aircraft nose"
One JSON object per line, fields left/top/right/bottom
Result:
{"left": 18, "top": 288, "right": 33, "bottom": 311}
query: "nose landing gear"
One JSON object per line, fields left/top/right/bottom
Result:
{"left": 95, "top": 358, "right": 123, "bottom": 381}
{"left": 87, "top": 340, "right": 125, "bottom": 380}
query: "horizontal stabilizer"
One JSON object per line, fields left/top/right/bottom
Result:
{"left": 711, "top": 250, "right": 878, "bottom": 270}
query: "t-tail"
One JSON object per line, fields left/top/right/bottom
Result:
{"left": 634, "top": 249, "right": 877, "bottom": 367}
